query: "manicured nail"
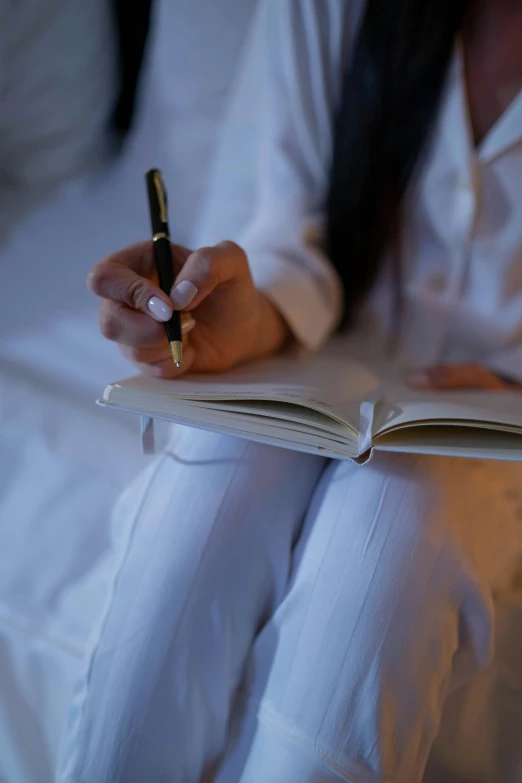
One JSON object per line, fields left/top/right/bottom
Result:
{"left": 171, "top": 280, "right": 198, "bottom": 310}
{"left": 147, "top": 296, "right": 173, "bottom": 322}
{"left": 407, "top": 371, "right": 430, "bottom": 388}
{"left": 181, "top": 316, "right": 196, "bottom": 335}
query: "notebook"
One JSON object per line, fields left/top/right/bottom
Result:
{"left": 99, "top": 341, "right": 522, "bottom": 463}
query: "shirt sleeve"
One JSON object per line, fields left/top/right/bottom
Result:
{"left": 194, "top": 0, "right": 364, "bottom": 351}
{"left": 486, "top": 344, "right": 522, "bottom": 385}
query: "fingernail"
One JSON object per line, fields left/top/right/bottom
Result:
{"left": 181, "top": 316, "right": 196, "bottom": 335}
{"left": 171, "top": 280, "right": 198, "bottom": 310}
{"left": 147, "top": 296, "right": 173, "bottom": 322}
{"left": 406, "top": 371, "right": 430, "bottom": 388}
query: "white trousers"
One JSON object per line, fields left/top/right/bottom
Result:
{"left": 59, "top": 427, "right": 522, "bottom": 783}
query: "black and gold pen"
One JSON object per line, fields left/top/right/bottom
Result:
{"left": 145, "top": 168, "right": 182, "bottom": 367}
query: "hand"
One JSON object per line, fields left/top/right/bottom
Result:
{"left": 406, "top": 363, "right": 521, "bottom": 391}
{"left": 88, "top": 240, "right": 290, "bottom": 378}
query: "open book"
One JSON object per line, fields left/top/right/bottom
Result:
{"left": 100, "top": 342, "right": 522, "bottom": 463}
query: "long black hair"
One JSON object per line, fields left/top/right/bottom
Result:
{"left": 326, "top": 0, "right": 472, "bottom": 324}
{"left": 110, "top": 0, "right": 153, "bottom": 140}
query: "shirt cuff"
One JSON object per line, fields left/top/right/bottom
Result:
{"left": 486, "top": 345, "right": 522, "bottom": 385}
{"left": 247, "top": 249, "right": 343, "bottom": 352}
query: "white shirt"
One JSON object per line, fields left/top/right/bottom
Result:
{"left": 197, "top": 0, "right": 522, "bottom": 383}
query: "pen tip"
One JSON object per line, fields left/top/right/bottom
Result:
{"left": 170, "top": 340, "right": 183, "bottom": 368}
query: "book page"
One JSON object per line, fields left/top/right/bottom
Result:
{"left": 105, "top": 342, "right": 381, "bottom": 432}
{"left": 104, "top": 397, "right": 359, "bottom": 460}
{"left": 373, "top": 384, "right": 522, "bottom": 438}
{"left": 375, "top": 424, "right": 522, "bottom": 462}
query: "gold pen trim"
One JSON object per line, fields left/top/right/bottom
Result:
{"left": 153, "top": 171, "right": 169, "bottom": 224}
{"left": 170, "top": 340, "right": 183, "bottom": 368}
{"left": 153, "top": 232, "right": 170, "bottom": 242}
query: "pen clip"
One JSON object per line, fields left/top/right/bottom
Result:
{"left": 153, "top": 170, "right": 168, "bottom": 225}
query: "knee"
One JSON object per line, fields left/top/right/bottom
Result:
{"left": 309, "top": 453, "right": 492, "bottom": 663}
{"left": 325, "top": 453, "right": 443, "bottom": 581}
{"left": 296, "top": 453, "right": 471, "bottom": 643}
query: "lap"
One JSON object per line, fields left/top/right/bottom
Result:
{"left": 61, "top": 431, "right": 522, "bottom": 780}
{"left": 97, "top": 436, "right": 522, "bottom": 674}
{"left": 103, "top": 438, "right": 522, "bottom": 675}
{"left": 321, "top": 450, "right": 522, "bottom": 587}
{"left": 272, "top": 450, "right": 522, "bottom": 695}
{"left": 58, "top": 428, "right": 326, "bottom": 780}
{"left": 117, "top": 430, "right": 522, "bottom": 592}
{"left": 216, "top": 452, "right": 522, "bottom": 782}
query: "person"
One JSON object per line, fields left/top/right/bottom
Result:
{"left": 82, "top": 0, "right": 522, "bottom": 780}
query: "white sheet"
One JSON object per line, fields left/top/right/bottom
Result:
{"left": 0, "top": 148, "right": 155, "bottom": 783}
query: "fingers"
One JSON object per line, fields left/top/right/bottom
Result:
{"left": 88, "top": 242, "right": 192, "bottom": 315}
{"left": 89, "top": 240, "right": 247, "bottom": 318}
{"left": 120, "top": 339, "right": 196, "bottom": 379}
{"left": 89, "top": 240, "right": 244, "bottom": 326}
{"left": 89, "top": 257, "right": 172, "bottom": 317}
{"left": 407, "top": 364, "right": 507, "bottom": 391}
{"left": 91, "top": 239, "right": 250, "bottom": 376}
{"left": 88, "top": 241, "right": 192, "bottom": 281}
{"left": 118, "top": 317, "right": 196, "bottom": 362}
{"left": 170, "top": 241, "right": 250, "bottom": 311}
{"left": 89, "top": 241, "right": 155, "bottom": 279}
{"left": 100, "top": 298, "right": 195, "bottom": 346}
{"left": 99, "top": 300, "right": 163, "bottom": 344}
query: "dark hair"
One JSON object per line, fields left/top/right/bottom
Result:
{"left": 110, "top": 0, "right": 153, "bottom": 140}
{"left": 326, "top": 0, "right": 472, "bottom": 325}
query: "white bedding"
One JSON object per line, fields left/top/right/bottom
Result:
{"left": 0, "top": 145, "right": 155, "bottom": 783}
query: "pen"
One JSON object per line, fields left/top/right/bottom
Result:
{"left": 145, "top": 168, "right": 183, "bottom": 368}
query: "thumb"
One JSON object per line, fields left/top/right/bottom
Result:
{"left": 169, "top": 242, "right": 248, "bottom": 311}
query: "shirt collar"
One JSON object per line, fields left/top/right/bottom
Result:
{"left": 439, "top": 46, "right": 475, "bottom": 179}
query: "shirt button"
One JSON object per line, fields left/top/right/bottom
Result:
{"left": 426, "top": 271, "right": 448, "bottom": 293}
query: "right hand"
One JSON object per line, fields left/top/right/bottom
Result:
{"left": 87, "top": 240, "right": 290, "bottom": 378}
